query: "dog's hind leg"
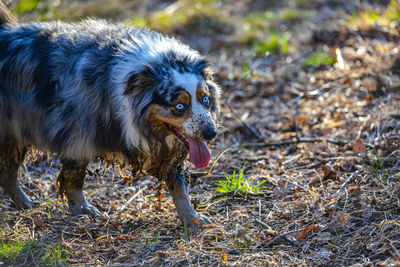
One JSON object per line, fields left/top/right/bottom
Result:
{"left": 166, "top": 167, "right": 211, "bottom": 229}
{"left": 0, "top": 135, "right": 38, "bottom": 209}
{"left": 57, "top": 159, "right": 100, "bottom": 216}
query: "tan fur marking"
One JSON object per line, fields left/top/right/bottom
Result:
{"left": 148, "top": 104, "right": 190, "bottom": 130}
{"left": 173, "top": 92, "right": 191, "bottom": 105}
{"left": 196, "top": 85, "right": 210, "bottom": 102}
{"left": 204, "top": 67, "right": 214, "bottom": 78}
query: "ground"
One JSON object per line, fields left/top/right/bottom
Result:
{"left": 1, "top": 0, "right": 400, "bottom": 266}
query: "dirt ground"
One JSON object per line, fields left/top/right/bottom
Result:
{"left": 1, "top": 0, "right": 400, "bottom": 266}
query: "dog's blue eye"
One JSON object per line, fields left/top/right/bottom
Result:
{"left": 175, "top": 103, "right": 185, "bottom": 112}
{"left": 202, "top": 96, "right": 211, "bottom": 108}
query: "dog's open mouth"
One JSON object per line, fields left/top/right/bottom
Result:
{"left": 165, "top": 124, "right": 211, "bottom": 169}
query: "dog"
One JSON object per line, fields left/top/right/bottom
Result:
{"left": 0, "top": 2, "right": 221, "bottom": 229}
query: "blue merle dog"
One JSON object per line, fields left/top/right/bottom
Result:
{"left": 0, "top": 2, "right": 221, "bottom": 229}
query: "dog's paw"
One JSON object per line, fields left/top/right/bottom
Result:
{"left": 70, "top": 201, "right": 101, "bottom": 216}
{"left": 82, "top": 203, "right": 101, "bottom": 216}
{"left": 13, "top": 194, "right": 40, "bottom": 210}
{"left": 184, "top": 212, "right": 212, "bottom": 230}
{"left": 196, "top": 213, "right": 212, "bottom": 226}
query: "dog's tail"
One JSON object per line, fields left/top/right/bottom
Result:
{"left": 0, "top": 1, "right": 16, "bottom": 25}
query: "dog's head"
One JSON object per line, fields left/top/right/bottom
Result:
{"left": 125, "top": 53, "right": 221, "bottom": 168}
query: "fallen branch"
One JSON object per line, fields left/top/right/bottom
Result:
{"left": 227, "top": 103, "right": 264, "bottom": 141}
{"left": 253, "top": 219, "right": 298, "bottom": 247}
{"left": 243, "top": 136, "right": 374, "bottom": 149}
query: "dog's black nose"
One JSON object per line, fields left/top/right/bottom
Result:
{"left": 202, "top": 128, "right": 217, "bottom": 141}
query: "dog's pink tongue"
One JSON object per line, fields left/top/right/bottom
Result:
{"left": 187, "top": 137, "right": 211, "bottom": 168}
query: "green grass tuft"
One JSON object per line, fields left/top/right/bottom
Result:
{"left": 41, "top": 244, "right": 69, "bottom": 266}
{"left": 214, "top": 167, "right": 268, "bottom": 196}
{"left": 14, "top": 0, "right": 41, "bottom": 14}
{"left": 302, "top": 49, "right": 336, "bottom": 68}
{"left": 348, "top": 0, "right": 400, "bottom": 27}
{"left": 253, "top": 32, "right": 290, "bottom": 55}
{"left": 0, "top": 236, "right": 69, "bottom": 266}
{"left": 0, "top": 240, "right": 26, "bottom": 261}
{"left": 362, "top": 152, "right": 389, "bottom": 185}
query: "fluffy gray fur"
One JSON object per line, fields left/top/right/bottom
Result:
{"left": 0, "top": 19, "right": 220, "bottom": 161}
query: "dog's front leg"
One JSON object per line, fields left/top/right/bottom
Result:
{"left": 167, "top": 167, "right": 211, "bottom": 229}
{"left": 57, "top": 159, "right": 100, "bottom": 216}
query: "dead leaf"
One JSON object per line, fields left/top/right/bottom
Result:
{"left": 353, "top": 138, "right": 366, "bottom": 153}
{"left": 96, "top": 235, "right": 108, "bottom": 242}
{"left": 34, "top": 218, "right": 45, "bottom": 228}
{"left": 324, "top": 120, "right": 346, "bottom": 130}
{"left": 321, "top": 165, "right": 336, "bottom": 179}
{"left": 114, "top": 234, "right": 133, "bottom": 240}
{"left": 296, "top": 224, "right": 321, "bottom": 240}
{"left": 296, "top": 116, "right": 306, "bottom": 125}
{"left": 157, "top": 251, "right": 167, "bottom": 257}
{"left": 223, "top": 252, "right": 228, "bottom": 261}
{"left": 334, "top": 211, "right": 349, "bottom": 222}
{"left": 192, "top": 218, "right": 201, "bottom": 226}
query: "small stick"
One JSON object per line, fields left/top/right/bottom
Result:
{"left": 294, "top": 95, "right": 303, "bottom": 139}
{"left": 118, "top": 186, "right": 147, "bottom": 212}
{"left": 254, "top": 219, "right": 298, "bottom": 246}
{"left": 227, "top": 103, "right": 264, "bottom": 141}
{"left": 243, "top": 136, "right": 373, "bottom": 148}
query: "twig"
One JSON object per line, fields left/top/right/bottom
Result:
{"left": 117, "top": 186, "right": 147, "bottom": 212}
{"left": 294, "top": 95, "right": 303, "bottom": 139}
{"left": 381, "top": 235, "right": 400, "bottom": 257}
{"left": 254, "top": 219, "right": 272, "bottom": 230}
{"left": 243, "top": 93, "right": 374, "bottom": 150}
{"left": 263, "top": 230, "right": 298, "bottom": 247}
{"left": 289, "top": 161, "right": 322, "bottom": 170}
{"left": 243, "top": 136, "right": 373, "bottom": 148}
{"left": 227, "top": 103, "right": 264, "bottom": 141}
{"left": 289, "top": 47, "right": 314, "bottom": 64}
{"left": 254, "top": 219, "right": 298, "bottom": 246}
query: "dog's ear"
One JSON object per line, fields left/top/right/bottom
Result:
{"left": 206, "top": 79, "right": 221, "bottom": 115}
{"left": 194, "top": 58, "right": 214, "bottom": 79}
{"left": 125, "top": 64, "right": 161, "bottom": 117}
{"left": 124, "top": 64, "right": 159, "bottom": 96}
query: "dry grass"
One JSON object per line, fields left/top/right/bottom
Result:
{"left": 1, "top": 0, "right": 400, "bottom": 265}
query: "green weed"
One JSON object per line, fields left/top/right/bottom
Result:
{"left": 0, "top": 235, "right": 69, "bottom": 266}
{"left": 242, "top": 62, "right": 251, "bottom": 77}
{"left": 279, "top": 8, "right": 313, "bottom": 22}
{"left": 231, "top": 235, "right": 256, "bottom": 254}
{"left": 362, "top": 152, "right": 389, "bottom": 184}
{"left": 41, "top": 244, "right": 69, "bottom": 266}
{"left": 230, "top": 225, "right": 256, "bottom": 254}
{"left": 144, "top": 232, "right": 160, "bottom": 247}
{"left": 0, "top": 240, "right": 26, "bottom": 261}
{"left": 348, "top": 0, "right": 400, "bottom": 27}
{"left": 253, "top": 32, "right": 290, "bottom": 55}
{"left": 183, "top": 219, "right": 190, "bottom": 247}
{"left": 302, "top": 49, "right": 336, "bottom": 68}
{"left": 14, "top": 0, "right": 41, "bottom": 14}
{"left": 127, "top": 0, "right": 226, "bottom": 33}
{"left": 214, "top": 168, "right": 268, "bottom": 196}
